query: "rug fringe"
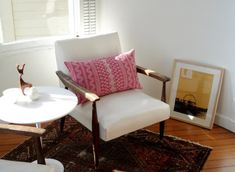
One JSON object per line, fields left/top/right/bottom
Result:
{"left": 143, "top": 129, "right": 213, "bottom": 149}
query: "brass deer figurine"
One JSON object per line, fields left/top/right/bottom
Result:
{"left": 16, "top": 64, "right": 32, "bottom": 95}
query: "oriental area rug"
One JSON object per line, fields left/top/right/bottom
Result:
{"left": 3, "top": 116, "right": 211, "bottom": 172}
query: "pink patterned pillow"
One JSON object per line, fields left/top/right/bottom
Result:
{"left": 64, "top": 49, "right": 142, "bottom": 104}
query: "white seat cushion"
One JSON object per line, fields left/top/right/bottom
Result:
{"left": 70, "top": 89, "right": 170, "bottom": 141}
{"left": 0, "top": 159, "right": 55, "bottom": 172}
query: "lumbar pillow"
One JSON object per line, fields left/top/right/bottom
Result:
{"left": 64, "top": 49, "right": 142, "bottom": 104}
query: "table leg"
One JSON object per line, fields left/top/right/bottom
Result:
{"left": 35, "top": 123, "right": 42, "bottom": 145}
{"left": 35, "top": 122, "right": 41, "bottom": 128}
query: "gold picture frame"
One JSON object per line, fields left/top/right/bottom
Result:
{"left": 169, "top": 60, "right": 224, "bottom": 129}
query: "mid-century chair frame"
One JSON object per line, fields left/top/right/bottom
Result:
{"left": 56, "top": 64, "right": 170, "bottom": 168}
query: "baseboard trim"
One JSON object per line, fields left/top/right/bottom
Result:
{"left": 214, "top": 113, "right": 235, "bottom": 132}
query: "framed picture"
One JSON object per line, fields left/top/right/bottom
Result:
{"left": 169, "top": 60, "right": 224, "bottom": 129}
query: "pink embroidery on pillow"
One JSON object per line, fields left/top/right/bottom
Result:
{"left": 65, "top": 49, "right": 142, "bottom": 104}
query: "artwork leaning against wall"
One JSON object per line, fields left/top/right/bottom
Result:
{"left": 169, "top": 60, "right": 224, "bottom": 129}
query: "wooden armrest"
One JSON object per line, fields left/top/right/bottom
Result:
{"left": 56, "top": 71, "right": 100, "bottom": 102}
{"left": 0, "top": 124, "right": 46, "bottom": 164}
{"left": 136, "top": 65, "right": 170, "bottom": 82}
{"left": 136, "top": 65, "right": 170, "bottom": 102}
{"left": 0, "top": 124, "right": 45, "bottom": 137}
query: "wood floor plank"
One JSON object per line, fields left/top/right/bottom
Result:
{"left": 202, "top": 166, "right": 235, "bottom": 172}
{"left": 204, "top": 159, "right": 235, "bottom": 169}
{"left": 208, "top": 150, "right": 235, "bottom": 160}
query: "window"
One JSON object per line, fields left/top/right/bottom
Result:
{"left": 0, "top": 0, "right": 96, "bottom": 43}
{"left": 81, "top": 0, "right": 96, "bottom": 35}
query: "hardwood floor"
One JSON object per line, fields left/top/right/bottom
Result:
{"left": 0, "top": 118, "right": 235, "bottom": 171}
{"left": 147, "top": 119, "right": 235, "bottom": 172}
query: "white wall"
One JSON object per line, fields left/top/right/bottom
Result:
{"left": 0, "top": 39, "right": 59, "bottom": 95}
{"left": 98, "top": 0, "right": 235, "bottom": 131}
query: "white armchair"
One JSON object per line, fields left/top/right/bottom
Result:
{"left": 0, "top": 160, "right": 55, "bottom": 172}
{"left": 55, "top": 32, "right": 170, "bottom": 169}
{"left": 0, "top": 124, "right": 55, "bottom": 172}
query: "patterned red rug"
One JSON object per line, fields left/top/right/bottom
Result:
{"left": 3, "top": 116, "right": 211, "bottom": 172}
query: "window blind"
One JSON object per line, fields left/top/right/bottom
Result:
{"left": 81, "top": 0, "right": 96, "bottom": 35}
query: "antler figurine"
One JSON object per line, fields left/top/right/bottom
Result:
{"left": 16, "top": 64, "right": 32, "bottom": 95}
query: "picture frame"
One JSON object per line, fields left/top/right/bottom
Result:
{"left": 169, "top": 59, "right": 224, "bottom": 129}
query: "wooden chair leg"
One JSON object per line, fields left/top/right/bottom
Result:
{"left": 34, "top": 137, "right": 46, "bottom": 165}
{"left": 60, "top": 116, "right": 66, "bottom": 133}
{"left": 92, "top": 135, "right": 99, "bottom": 169}
{"left": 60, "top": 87, "right": 69, "bottom": 133}
{"left": 92, "top": 102, "right": 100, "bottom": 169}
{"left": 159, "top": 121, "right": 165, "bottom": 140}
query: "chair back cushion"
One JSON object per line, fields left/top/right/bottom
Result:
{"left": 55, "top": 32, "right": 121, "bottom": 75}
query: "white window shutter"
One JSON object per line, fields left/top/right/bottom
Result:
{"left": 80, "top": 0, "right": 96, "bottom": 35}
{"left": 10, "top": 0, "right": 69, "bottom": 40}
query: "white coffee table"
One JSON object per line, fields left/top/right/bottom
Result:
{"left": 0, "top": 86, "right": 78, "bottom": 172}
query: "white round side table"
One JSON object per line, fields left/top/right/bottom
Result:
{"left": 0, "top": 86, "right": 78, "bottom": 172}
